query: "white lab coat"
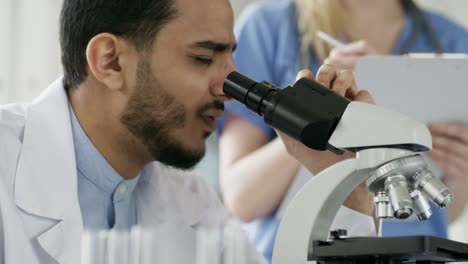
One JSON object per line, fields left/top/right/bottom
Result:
{"left": 0, "top": 79, "right": 266, "bottom": 264}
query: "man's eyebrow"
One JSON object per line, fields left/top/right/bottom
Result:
{"left": 191, "top": 41, "right": 237, "bottom": 52}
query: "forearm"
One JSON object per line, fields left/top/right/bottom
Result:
{"left": 342, "top": 181, "right": 375, "bottom": 216}
{"left": 220, "top": 137, "right": 301, "bottom": 222}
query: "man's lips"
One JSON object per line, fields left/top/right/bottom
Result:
{"left": 203, "top": 108, "right": 224, "bottom": 119}
{"left": 201, "top": 108, "right": 224, "bottom": 132}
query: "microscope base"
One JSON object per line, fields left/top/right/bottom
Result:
{"left": 311, "top": 236, "right": 468, "bottom": 263}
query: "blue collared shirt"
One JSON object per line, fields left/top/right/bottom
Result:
{"left": 220, "top": 0, "right": 468, "bottom": 262}
{"left": 69, "top": 102, "right": 140, "bottom": 230}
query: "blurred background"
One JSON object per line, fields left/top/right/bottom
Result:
{"left": 1, "top": 0, "right": 467, "bottom": 242}
{"left": 2, "top": 0, "right": 467, "bottom": 105}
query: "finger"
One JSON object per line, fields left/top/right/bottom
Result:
{"left": 428, "top": 122, "right": 468, "bottom": 143}
{"left": 427, "top": 153, "right": 463, "bottom": 180}
{"left": 329, "top": 69, "right": 358, "bottom": 97}
{"left": 353, "top": 90, "right": 375, "bottom": 104}
{"left": 315, "top": 64, "right": 337, "bottom": 88}
{"left": 443, "top": 166, "right": 466, "bottom": 181}
{"left": 428, "top": 148, "right": 460, "bottom": 169}
{"left": 295, "top": 69, "right": 315, "bottom": 82}
{"left": 432, "top": 135, "right": 468, "bottom": 159}
{"left": 428, "top": 149, "right": 468, "bottom": 178}
{"left": 325, "top": 55, "right": 362, "bottom": 70}
{"left": 329, "top": 40, "right": 376, "bottom": 56}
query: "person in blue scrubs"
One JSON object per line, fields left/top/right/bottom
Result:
{"left": 218, "top": 0, "right": 468, "bottom": 262}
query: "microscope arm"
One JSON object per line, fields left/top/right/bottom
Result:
{"left": 271, "top": 158, "right": 373, "bottom": 264}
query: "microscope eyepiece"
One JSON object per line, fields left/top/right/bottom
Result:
{"left": 224, "top": 72, "right": 257, "bottom": 105}
{"left": 223, "top": 71, "right": 350, "bottom": 152}
{"left": 224, "top": 72, "right": 281, "bottom": 116}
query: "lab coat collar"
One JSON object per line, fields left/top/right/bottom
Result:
{"left": 14, "top": 78, "right": 83, "bottom": 263}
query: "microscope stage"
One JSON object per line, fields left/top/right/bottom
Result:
{"left": 311, "top": 236, "right": 468, "bottom": 263}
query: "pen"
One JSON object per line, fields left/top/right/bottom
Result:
{"left": 316, "top": 31, "right": 346, "bottom": 48}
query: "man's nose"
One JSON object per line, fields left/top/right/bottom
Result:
{"left": 210, "top": 58, "right": 236, "bottom": 100}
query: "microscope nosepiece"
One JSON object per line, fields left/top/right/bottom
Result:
{"left": 385, "top": 175, "right": 414, "bottom": 219}
{"left": 374, "top": 192, "right": 393, "bottom": 219}
{"left": 411, "top": 190, "right": 432, "bottom": 221}
{"left": 412, "top": 169, "right": 453, "bottom": 208}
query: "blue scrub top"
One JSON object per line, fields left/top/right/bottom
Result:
{"left": 219, "top": 0, "right": 468, "bottom": 262}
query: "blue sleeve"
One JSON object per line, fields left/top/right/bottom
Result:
{"left": 221, "top": 2, "right": 281, "bottom": 140}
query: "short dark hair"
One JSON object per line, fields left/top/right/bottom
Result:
{"left": 60, "top": 0, "right": 177, "bottom": 89}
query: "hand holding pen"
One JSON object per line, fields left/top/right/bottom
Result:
{"left": 317, "top": 31, "right": 377, "bottom": 69}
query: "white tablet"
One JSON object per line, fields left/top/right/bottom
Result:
{"left": 355, "top": 55, "right": 468, "bottom": 124}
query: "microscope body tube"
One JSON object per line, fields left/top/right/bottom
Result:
{"left": 225, "top": 71, "right": 433, "bottom": 154}
{"left": 224, "top": 72, "right": 350, "bottom": 152}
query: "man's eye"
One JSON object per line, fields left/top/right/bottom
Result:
{"left": 195, "top": 57, "right": 213, "bottom": 65}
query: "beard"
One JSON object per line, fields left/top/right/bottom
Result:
{"left": 120, "top": 58, "right": 205, "bottom": 170}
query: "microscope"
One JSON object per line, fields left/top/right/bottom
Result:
{"left": 224, "top": 72, "right": 468, "bottom": 264}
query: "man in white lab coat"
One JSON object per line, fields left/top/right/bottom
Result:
{"left": 0, "top": 0, "right": 377, "bottom": 263}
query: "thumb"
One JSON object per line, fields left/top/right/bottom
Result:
{"left": 354, "top": 90, "right": 375, "bottom": 104}
{"left": 296, "top": 69, "right": 315, "bottom": 81}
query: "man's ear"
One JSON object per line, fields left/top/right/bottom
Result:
{"left": 86, "top": 33, "right": 133, "bottom": 91}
